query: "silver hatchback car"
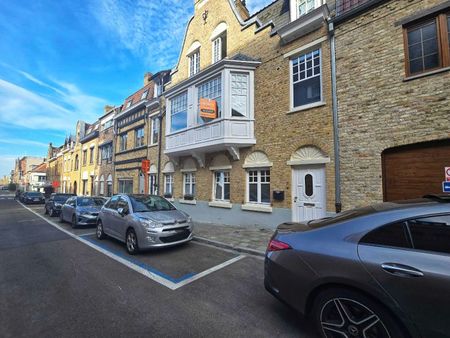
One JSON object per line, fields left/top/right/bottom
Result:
{"left": 96, "top": 194, "right": 193, "bottom": 254}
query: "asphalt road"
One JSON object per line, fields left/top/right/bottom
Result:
{"left": 0, "top": 194, "right": 317, "bottom": 337}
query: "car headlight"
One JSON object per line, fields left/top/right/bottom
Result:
{"left": 140, "top": 219, "right": 163, "bottom": 229}
{"left": 54, "top": 203, "right": 62, "bottom": 207}
{"left": 187, "top": 216, "right": 192, "bottom": 223}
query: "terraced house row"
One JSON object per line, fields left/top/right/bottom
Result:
{"left": 45, "top": 0, "right": 450, "bottom": 227}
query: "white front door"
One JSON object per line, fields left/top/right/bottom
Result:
{"left": 292, "top": 165, "right": 326, "bottom": 222}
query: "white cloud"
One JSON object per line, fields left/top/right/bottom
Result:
{"left": 0, "top": 139, "right": 48, "bottom": 147}
{"left": 89, "top": 0, "right": 193, "bottom": 69}
{"left": 0, "top": 72, "right": 107, "bottom": 132}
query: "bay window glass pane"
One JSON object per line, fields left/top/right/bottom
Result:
{"left": 197, "top": 76, "right": 221, "bottom": 123}
{"left": 231, "top": 73, "right": 249, "bottom": 117}
{"left": 171, "top": 92, "right": 188, "bottom": 132}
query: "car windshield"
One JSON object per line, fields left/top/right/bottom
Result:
{"left": 130, "top": 195, "right": 176, "bottom": 212}
{"left": 27, "top": 192, "right": 42, "bottom": 197}
{"left": 77, "top": 197, "right": 105, "bottom": 207}
{"left": 54, "top": 195, "right": 72, "bottom": 202}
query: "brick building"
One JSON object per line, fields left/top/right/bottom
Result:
{"left": 333, "top": 0, "right": 450, "bottom": 209}
{"left": 163, "top": 0, "right": 337, "bottom": 227}
{"left": 96, "top": 106, "right": 119, "bottom": 197}
{"left": 114, "top": 71, "right": 170, "bottom": 194}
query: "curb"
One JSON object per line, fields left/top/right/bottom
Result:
{"left": 193, "top": 236, "right": 265, "bottom": 257}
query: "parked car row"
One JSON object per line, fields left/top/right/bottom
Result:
{"left": 42, "top": 193, "right": 193, "bottom": 255}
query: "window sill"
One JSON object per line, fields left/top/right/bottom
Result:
{"left": 403, "top": 66, "right": 450, "bottom": 82}
{"left": 179, "top": 199, "right": 197, "bottom": 205}
{"left": 208, "top": 201, "right": 232, "bottom": 209}
{"left": 148, "top": 143, "right": 158, "bottom": 148}
{"left": 241, "top": 203, "right": 273, "bottom": 213}
{"left": 287, "top": 101, "right": 326, "bottom": 114}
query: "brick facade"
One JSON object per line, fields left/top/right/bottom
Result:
{"left": 163, "top": 0, "right": 336, "bottom": 226}
{"left": 335, "top": 0, "right": 450, "bottom": 209}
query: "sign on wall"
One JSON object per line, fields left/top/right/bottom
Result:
{"left": 141, "top": 160, "right": 150, "bottom": 173}
{"left": 445, "top": 167, "right": 450, "bottom": 182}
{"left": 52, "top": 181, "right": 60, "bottom": 188}
{"left": 199, "top": 98, "right": 217, "bottom": 119}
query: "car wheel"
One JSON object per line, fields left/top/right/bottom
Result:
{"left": 96, "top": 221, "right": 106, "bottom": 240}
{"left": 312, "top": 288, "right": 406, "bottom": 338}
{"left": 49, "top": 208, "right": 55, "bottom": 217}
{"left": 44, "top": 207, "right": 48, "bottom": 215}
{"left": 126, "top": 229, "right": 139, "bottom": 255}
{"left": 71, "top": 215, "right": 78, "bottom": 229}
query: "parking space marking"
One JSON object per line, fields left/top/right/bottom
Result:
{"left": 19, "top": 202, "right": 246, "bottom": 290}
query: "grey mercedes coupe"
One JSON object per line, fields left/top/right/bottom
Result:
{"left": 265, "top": 195, "right": 450, "bottom": 338}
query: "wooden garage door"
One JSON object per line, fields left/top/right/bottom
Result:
{"left": 382, "top": 140, "right": 450, "bottom": 201}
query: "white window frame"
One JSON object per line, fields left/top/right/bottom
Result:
{"left": 189, "top": 50, "right": 200, "bottom": 77}
{"left": 164, "top": 174, "right": 173, "bottom": 196}
{"left": 212, "top": 37, "right": 222, "bottom": 63}
{"left": 213, "top": 171, "right": 230, "bottom": 202}
{"left": 290, "top": 48, "right": 323, "bottom": 111}
{"left": 151, "top": 116, "right": 159, "bottom": 145}
{"left": 149, "top": 174, "right": 157, "bottom": 195}
{"left": 170, "top": 91, "right": 188, "bottom": 132}
{"left": 246, "top": 169, "right": 271, "bottom": 205}
{"left": 118, "top": 179, "right": 133, "bottom": 194}
{"left": 196, "top": 75, "right": 222, "bottom": 124}
{"left": 291, "top": 0, "right": 323, "bottom": 21}
{"left": 183, "top": 172, "right": 196, "bottom": 197}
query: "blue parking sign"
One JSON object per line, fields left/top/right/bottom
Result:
{"left": 443, "top": 182, "right": 450, "bottom": 193}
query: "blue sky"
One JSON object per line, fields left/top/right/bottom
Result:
{"left": 0, "top": 0, "right": 274, "bottom": 177}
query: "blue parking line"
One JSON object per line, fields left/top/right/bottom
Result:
{"left": 80, "top": 234, "right": 195, "bottom": 283}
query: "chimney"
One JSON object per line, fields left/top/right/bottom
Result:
{"left": 144, "top": 72, "right": 153, "bottom": 86}
{"left": 104, "top": 105, "right": 114, "bottom": 113}
{"left": 234, "top": 0, "right": 249, "bottom": 20}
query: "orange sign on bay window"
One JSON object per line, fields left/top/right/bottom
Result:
{"left": 199, "top": 98, "right": 217, "bottom": 119}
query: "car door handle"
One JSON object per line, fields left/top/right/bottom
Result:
{"left": 381, "top": 263, "right": 424, "bottom": 277}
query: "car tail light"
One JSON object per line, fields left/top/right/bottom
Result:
{"left": 267, "top": 239, "right": 291, "bottom": 252}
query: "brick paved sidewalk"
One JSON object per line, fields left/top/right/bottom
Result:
{"left": 193, "top": 222, "right": 274, "bottom": 256}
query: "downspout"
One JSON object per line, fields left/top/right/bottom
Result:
{"left": 329, "top": 21, "right": 342, "bottom": 213}
{"left": 156, "top": 77, "right": 165, "bottom": 197}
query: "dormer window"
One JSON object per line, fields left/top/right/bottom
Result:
{"left": 189, "top": 50, "right": 200, "bottom": 76}
{"left": 298, "top": 0, "right": 315, "bottom": 17}
{"left": 291, "top": 0, "right": 323, "bottom": 21}
{"left": 126, "top": 100, "right": 132, "bottom": 108}
{"left": 140, "top": 90, "right": 148, "bottom": 100}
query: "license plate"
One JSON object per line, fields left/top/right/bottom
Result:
{"left": 34, "top": 198, "right": 39, "bottom": 201}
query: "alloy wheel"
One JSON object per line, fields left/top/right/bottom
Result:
{"left": 320, "top": 298, "right": 390, "bottom": 338}
{"left": 96, "top": 222, "right": 105, "bottom": 239}
{"left": 126, "top": 230, "right": 138, "bottom": 254}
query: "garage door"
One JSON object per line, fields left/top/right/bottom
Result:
{"left": 382, "top": 140, "right": 450, "bottom": 201}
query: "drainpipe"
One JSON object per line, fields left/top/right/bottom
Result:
{"left": 156, "top": 76, "right": 165, "bottom": 197}
{"left": 329, "top": 21, "right": 342, "bottom": 213}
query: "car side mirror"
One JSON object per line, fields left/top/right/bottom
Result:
{"left": 117, "top": 208, "right": 128, "bottom": 217}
